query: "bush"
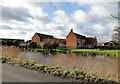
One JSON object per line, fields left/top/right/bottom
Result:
{"left": 29, "top": 42, "right": 37, "bottom": 49}
{"left": 6, "top": 40, "right": 14, "bottom": 46}
{"left": 13, "top": 40, "right": 20, "bottom": 47}
{"left": 0, "top": 40, "right": 6, "bottom": 45}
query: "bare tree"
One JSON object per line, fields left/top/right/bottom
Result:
{"left": 112, "top": 26, "right": 120, "bottom": 43}
{"left": 111, "top": 14, "right": 120, "bottom": 44}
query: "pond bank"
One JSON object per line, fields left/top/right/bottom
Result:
{"left": 35, "top": 48, "right": 120, "bottom": 56}
{"left": 0, "top": 56, "right": 118, "bottom": 83}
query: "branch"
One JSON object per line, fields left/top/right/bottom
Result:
{"left": 111, "top": 14, "right": 120, "bottom": 19}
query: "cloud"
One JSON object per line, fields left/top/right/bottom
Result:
{"left": 0, "top": 1, "right": 118, "bottom": 42}
{"left": 72, "top": 10, "right": 90, "bottom": 23}
{"left": 53, "top": 10, "right": 72, "bottom": 24}
{"left": 2, "top": 5, "right": 32, "bottom": 23}
{"left": 52, "top": 7, "right": 117, "bottom": 41}
{"left": 53, "top": 10, "right": 84, "bottom": 34}
{"left": 28, "top": 6, "right": 50, "bottom": 24}
{"left": 0, "top": 24, "right": 13, "bottom": 30}
{"left": 28, "top": 2, "right": 50, "bottom": 8}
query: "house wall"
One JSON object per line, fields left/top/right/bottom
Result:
{"left": 66, "top": 32, "right": 77, "bottom": 48}
{"left": 85, "top": 44, "right": 94, "bottom": 48}
{"left": 32, "top": 33, "right": 40, "bottom": 45}
{"left": 77, "top": 38, "right": 86, "bottom": 48}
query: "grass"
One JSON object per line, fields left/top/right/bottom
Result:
{"left": 35, "top": 48, "right": 120, "bottom": 55}
{"left": 67, "top": 49, "right": 119, "bottom": 55}
{"left": 1, "top": 56, "right": 118, "bottom": 83}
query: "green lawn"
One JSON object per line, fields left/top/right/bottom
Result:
{"left": 67, "top": 49, "right": 119, "bottom": 55}
{"left": 20, "top": 43, "right": 26, "bottom": 46}
{"left": 35, "top": 48, "right": 120, "bottom": 55}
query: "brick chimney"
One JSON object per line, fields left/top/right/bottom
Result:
{"left": 71, "top": 29, "right": 73, "bottom": 32}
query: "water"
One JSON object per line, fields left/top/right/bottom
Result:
{"left": 19, "top": 51, "right": 118, "bottom": 80}
{"left": 1, "top": 46, "right": 119, "bottom": 81}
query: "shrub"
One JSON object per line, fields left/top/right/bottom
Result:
{"left": 13, "top": 40, "right": 20, "bottom": 47}
{"left": 6, "top": 40, "right": 14, "bottom": 46}
{"left": 29, "top": 42, "right": 37, "bottom": 49}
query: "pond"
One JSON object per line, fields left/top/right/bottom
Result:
{"left": 1, "top": 46, "right": 119, "bottom": 81}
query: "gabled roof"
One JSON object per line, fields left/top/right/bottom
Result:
{"left": 36, "top": 33, "right": 54, "bottom": 38}
{"left": 85, "top": 37, "right": 97, "bottom": 44}
{"left": 58, "top": 39, "right": 66, "bottom": 42}
{"left": 74, "top": 33, "right": 86, "bottom": 39}
{"left": 66, "top": 29, "right": 86, "bottom": 39}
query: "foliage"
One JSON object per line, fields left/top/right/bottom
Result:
{"left": 42, "top": 39, "right": 59, "bottom": 49}
{"left": 13, "top": 40, "right": 20, "bottom": 47}
{"left": 6, "top": 40, "right": 14, "bottom": 46}
{"left": 0, "top": 40, "right": 6, "bottom": 45}
{"left": 29, "top": 42, "right": 37, "bottom": 49}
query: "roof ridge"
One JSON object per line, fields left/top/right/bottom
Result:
{"left": 36, "top": 32, "right": 53, "bottom": 36}
{"left": 73, "top": 33, "right": 86, "bottom": 38}
{"left": 36, "top": 32, "right": 54, "bottom": 38}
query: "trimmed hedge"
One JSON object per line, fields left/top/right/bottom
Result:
{"left": 0, "top": 56, "right": 118, "bottom": 83}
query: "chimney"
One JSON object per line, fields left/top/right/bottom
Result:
{"left": 71, "top": 29, "right": 73, "bottom": 32}
{"left": 95, "top": 36, "right": 97, "bottom": 39}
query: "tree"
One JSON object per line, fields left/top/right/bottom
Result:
{"left": 111, "top": 14, "right": 120, "bottom": 44}
{"left": 6, "top": 40, "right": 14, "bottom": 46}
{"left": 29, "top": 42, "right": 37, "bottom": 49}
{"left": 13, "top": 40, "right": 20, "bottom": 47}
{"left": 50, "top": 40, "right": 59, "bottom": 49}
{"left": 112, "top": 25, "right": 120, "bottom": 44}
{"left": 42, "top": 39, "right": 60, "bottom": 49}
{"left": 0, "top": 40, "right": 6, "bottom": 45}
{"left": 40, "top": 43, "right": 48, "bottom": 49}
{"left": 59, "top": 43, "right": 65, "bottom": 48}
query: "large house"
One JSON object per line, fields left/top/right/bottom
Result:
{"left": 66, "top": 29, "right": 97, "bottom": 48}
{"left": 32, "top": 32, "right": 54, "bottom": 45}
{"left": 32, "top": 29, "right": 97, "bottom": 48}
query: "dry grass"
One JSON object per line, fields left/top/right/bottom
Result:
{"left": 1, "top": 46, "right": 119, "bottom": 81}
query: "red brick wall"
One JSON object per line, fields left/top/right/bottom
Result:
{"left": 32, "top": 33, "right": 40, "bottom": 45}
{"left": 66, "top": 31, "right": 77, "bottom": 48}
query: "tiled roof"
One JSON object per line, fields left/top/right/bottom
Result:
{"left": 85, "top": 37, "right": 97, "bottom": 44}
{"left": 74, "top": 33, "right": 86, "bottom": 39}
{"left": 36, "top": 33, "right": 54, "bottom": 38}
{"left": 58, "top": 39, "right": 66, "bottom": 41}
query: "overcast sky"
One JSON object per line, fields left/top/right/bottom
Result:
{"left": 0, "top": 0, "right": 119, "bottom": 42}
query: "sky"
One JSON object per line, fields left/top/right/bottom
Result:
{"left": 0, "top": 0, "right": 119, "bottom": 42}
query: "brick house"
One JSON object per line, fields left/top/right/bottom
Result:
{"left": 32, "top": 32, "right": 54, "bottom": 45}
{"left": 66, "top": 29, "right": 97, "bottom": 48}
